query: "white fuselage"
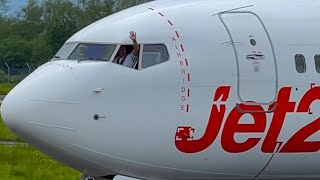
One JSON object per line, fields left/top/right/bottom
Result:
{"left": 2, "top": 0, "right": 320, "bottom": 179}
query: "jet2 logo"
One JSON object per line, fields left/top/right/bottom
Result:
{"left": 175, "top": 86, "right": 320, "bottom": 154}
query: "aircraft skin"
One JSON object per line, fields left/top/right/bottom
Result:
{"left": 1, "top": 0, "right": 320, "bottom": 179}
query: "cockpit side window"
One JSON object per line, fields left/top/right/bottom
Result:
{"left": 113, "top": 44, "right": 140, "bottom": 69}
{"left": 53, "top": 43, "right": 77, "bottom": 60}
{"left": 68, "top": 43, "right": 116, "bottom": 61}
{"left": 110, "top": 44, "right": 169, "bottom": 70}
{"left": 141, "top": 44, "right": 169, "bottom": 68}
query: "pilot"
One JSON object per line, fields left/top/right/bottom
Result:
{"left": 115, "top": 31, "right": 139, "bottom": 67}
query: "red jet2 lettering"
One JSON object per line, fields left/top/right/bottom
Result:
{"left": 175, "top": 86, "right": 320, "bottom": 154}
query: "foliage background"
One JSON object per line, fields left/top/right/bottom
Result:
{"left": 0, "top": 0, "right": 151, "bottom": 69}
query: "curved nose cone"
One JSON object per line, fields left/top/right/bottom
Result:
{"left": 1, "top": 91, "right": 24, "bottom": 135}
{"left": 1, "top": 62, "right": 78, "bottom": 146}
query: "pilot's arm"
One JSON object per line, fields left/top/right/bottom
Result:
{"left": 129, "top": 31, "right": 139, "bottom": 56}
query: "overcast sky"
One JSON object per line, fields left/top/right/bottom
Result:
{"left": 8, "top": 0, "right": 27, "bottom": 14}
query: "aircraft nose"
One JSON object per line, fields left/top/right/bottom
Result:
{"left": 0, "top": 62, "right": 78, "bottom": 144}
{"left": 1, "top": 93, "right": 25, "bottom": 135}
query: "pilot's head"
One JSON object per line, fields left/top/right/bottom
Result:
{"left": 118, "top": 46, "right": 127, "bottom": 57}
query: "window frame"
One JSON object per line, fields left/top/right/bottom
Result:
{"left": 137, "top": 44, "right": 144, "bottom": 70}
{"left": 111, "top": 44, "right": 121, "bottom": 64}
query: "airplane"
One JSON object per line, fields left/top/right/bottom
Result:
{"left": 1, "top": 0, "right": 320, "bottom": 179}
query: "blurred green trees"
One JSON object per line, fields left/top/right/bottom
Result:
{"left": 0, "top": 0, "right": 151, "bottom": 68}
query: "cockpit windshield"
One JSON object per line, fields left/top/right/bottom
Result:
{"left": 68, "top": 43, "right": 116, "bottom": 61}
{"left": 53, "top": 43, "right": 77, "bottom": 60}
